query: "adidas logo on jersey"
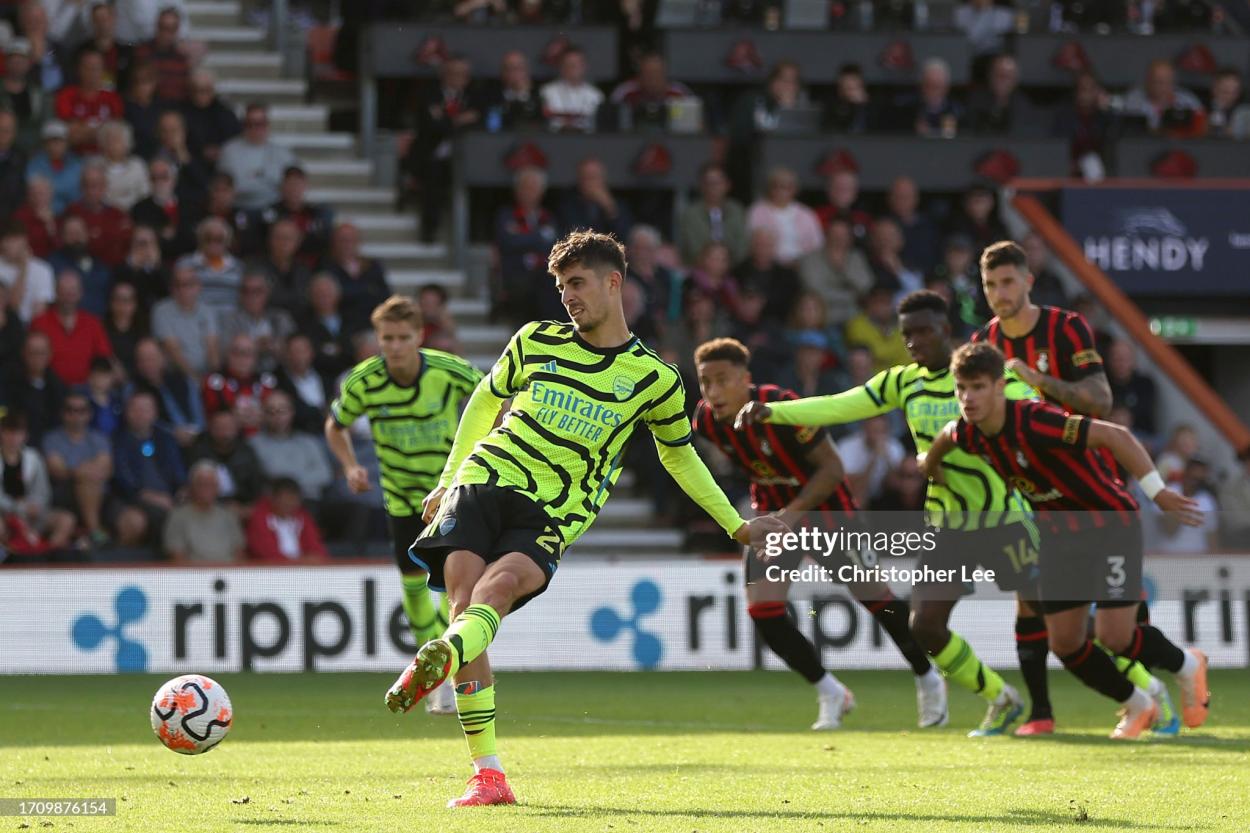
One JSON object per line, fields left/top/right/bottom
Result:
{"left": 542, "top": 360, "right": 558, "bottom": 374}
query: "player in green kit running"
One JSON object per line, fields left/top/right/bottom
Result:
{"left": 736, "top": 290, "right": 1044, "bottom": 736}
{"left": 326, "top": 295, "right": 482, "bottom": 716}
{"left": 383, "top": 231, "right": 787, "bottom": 807}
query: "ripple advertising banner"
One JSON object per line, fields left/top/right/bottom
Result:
{"left": 1060, "top": 186, "right": 1250, "bottom": 296}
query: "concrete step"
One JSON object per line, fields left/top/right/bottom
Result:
{"left": 186, "top": 0, "right": 241, "bottom": 25}
{"left": 456, "top": 323, "right": 512, "bottom": 351}
{"left": 268, "top": 104, "right": 329, "bottom": 132}
{"left": 307, "top": 186, "right": 391, "bottom": 208}
{"left": 216, "top": 77, "right": 307, "bottom": 103}
{"left": 196, "top": 26, "right": 267, "bottom": 49}
{"left": 596, "top": 497, "right": 653, "bottom": 524}
{"left": 202, "top": 51, "right": 281, "bottom": 79}
{"left": 304, "top": 158, "right": 371, "bottom": 187}
{"left": 340, "top": 213, "right": 416, "bottom": 241}
{"left": 392, "top": 268, "right": 464, "bottom": 293}
{"left": 573, "top": 528, "right": 685, "bottom": 554}
{"left": 448, "top": 297, "right": 489, "bottom": 318}
{"left": 274, "top": 133, "right": 355, "bottom": 159}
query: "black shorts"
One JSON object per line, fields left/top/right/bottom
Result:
{"left": 387, "top": 513, "right": 428, "bottom": 573}
{"left": 920, "top": 522, "right": 1042, "bottom": 595}
{"left": 1038, "top": 516, "right": 1143, "bottom": 614}
{"left": 408, "top": 484, "right": 563, "bottom": 612}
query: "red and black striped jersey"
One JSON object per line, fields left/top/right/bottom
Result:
{"left": 692, "top": 384, "right": 857, "bottom": 515}
{"left": 948, "top": 400, "right": 1138, "bottom": 529}
{"left": 973, "top": 306, "right": 1104, "bottom": 407}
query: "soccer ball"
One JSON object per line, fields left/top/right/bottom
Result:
{"left": 151, "top": 675, "right": 233, "bottom": 754}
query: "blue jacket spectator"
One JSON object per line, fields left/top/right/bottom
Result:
{"left": 112, "top": 391, "right": 186, "bottom": 503}
{"left": 26, "top": 122, "right": 82, "bottom": 214}
{"left": 494, "top": 166, "right": 557, "bottom": 326}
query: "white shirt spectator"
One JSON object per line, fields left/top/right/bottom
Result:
{"left": 954, "top": 2, "right": 1014, "bottom": 56}
{"left": 838, "top": 428, "right": 905, "bottom": 502}
{"left": 113, "top": 0, "right": 188, "bottom": 44}
{"left": 175, "top": 251, "right": 243, "bottom": 316}
{"left": 1152, "top": 490, "right": 1218, "bottom": 554}
{"left": 103, "top": 157, "right": 151, "bottom": 211}
{"left": 746, "top": 201, "right": 824, "bottom": 264}
{"left": 218, "top": 139, "right": 297, "bottom": 210}
{"left": 0, "top": 256, "right": 56, "bottom": 323}
{"left": 540, "top": 80, "right": 604, "bottom": 133}
{"left": 151, "top": 296, "right": 218, "bottom": 377}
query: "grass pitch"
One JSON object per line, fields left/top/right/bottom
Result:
{"left": 2, "top": 670, "right": 1248, "bottom": 833}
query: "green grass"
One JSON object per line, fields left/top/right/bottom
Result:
{"left": 2, "top": 671, "right": 1249, "bottom": 832}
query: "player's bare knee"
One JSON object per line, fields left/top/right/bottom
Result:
{"left": 1094, "top": 622, "right": 1132, "bottom": 654}
{"left": 474, "top": 569, "right": 522, "bottom": 610}
{"left": 1047, "top": 630, "right": 1084, "bottom": 657}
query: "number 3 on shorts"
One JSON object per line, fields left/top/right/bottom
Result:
{"left": 1105, "top": 555, "right": 1127, "bottom": 588}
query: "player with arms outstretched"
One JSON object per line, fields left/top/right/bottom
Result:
{"left": 693, "top": 337, "right": 945, "bottom": 730}
{"left": 325, "top": 295, "right": 482, "bottom": 716}
{"left": 383, "top": 231, "right": 786, "bottom": 807}
{"left": 737, "top": 291, "right": 1043, "bottom": 736}
{"left": 923, "top": 342, "right": 1210, "bottom": 739}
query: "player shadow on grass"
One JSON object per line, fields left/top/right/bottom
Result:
{"left": 522, "top": 803, "right": 1175, "bottom": 828}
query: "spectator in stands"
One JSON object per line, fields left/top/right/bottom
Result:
{"left": 103, "top": 279, "right": 147, "bottom": 375}
{"left": 151, "top": 264, "right": 219, "bottom": 378}
{"left": 845, "top": 284, "right": 910, "bottom": 372}
{"left": 874, "top": 455, "right": 928, "bottom": 514}
{"left": 181, "top": 69, "right": 240, "bottom": 165}
{"left": 126, "top": 336, "right": 203, "bottom": 444}
{"left": 219, "top": 103, "right": 298, "bottom": 210}
{"left": 945, "top": 182, "right": 1007, "bottom": 254}
{"left": 11, "top": 177, "right": 59, "bottom": 259}
{"left": 0, "top": 220, "right": 55, "bottom": 322}
{"left": 1106, "top": 339, "right": 1158, "bottom": 439}
{"left": 132, "top": 7, "right": 189, "bottom": 102}
{"left": 487, "top": 50, "right": 543, "bottom": 130}
{"left": 661, "top": 285, "right": 732, "bottom": 387}
{"left": 727, "top": 60, "right": 811, "bottom": 201}
{"left": 839, "top": 414, "right": 906, "bottom": 507}
{"left": 797, "top": 216, "right": 874, "bottom": 327}
{"left": 678, "top": 162, "right": 748, "bottom": 266}
{"left": 777, "top": 329, "right": 846, "bottom": 401}
{"left": 187, "top": 408, "right": 262, "bottom": 509}
{"left": 1206, "top": 67, "right": 1250, "bottom": 140}
{"left": 202, "top": 333, "right": 277, "bottom": 420}
{"left": 1, "top": 39, "right": 49, "bottom": 152}
{"left": 297, "top": 272, "right": 353, "bottom": 383}
{"left": 541, "top": 46, "right": 604, "bottom": 134}
{"left": 111, "top": 389, "right": 185, "bottom": 547}
{"left": 865, "top": 218, "right": 922, "bottom": 294}
{"left": 177, "top": 216, "right": 243, "bottom": 316}
{"left": 246, "top": 476, "right": 328, "bottom": 562}
{"left": 823, "top": 63, "right": 871, "bottom": 134}
{"left": 884, "top": 175, "right": 938, "bottom": 273}
{"left": 121, "top": 62, "right": 164, "bottom": 159}
{"left": 954, "top": 0, "right": 1014, "bottom": 61}
{"left": 262, "top": 167, "right": 332, "bottom": 264}
{"left": 98, "top": 120, "right": 149, "bottom": 211}
{"left": 1156, "top": 423, "right": 1200, "bottom": 484}
{"left": 415, "top": 283, "right": 460, "bottom": 354}
{"left": 1218, "top": 449, "right": 1250, "bottom": 549}
{"left": 1051, "top": 71, "right": 1115, "bottom": 179}
{"left": 42, "top": 390, "right": 112, "bottom": 547}
{"left": 746, "top": 166, "right": 822, "bottom": 265}
{"left": 608, "top": 52, "right": 692, "bottom": 131}
{"left": 690, "top": 240, "right": 742, "bottom": 316}
{"left": 163, "top": 460, "right": 244, "bottom": 563}
{"left": 64, "top": 161, "right": 132, "bottom": 267}
{"left": 0, "top": 284, "right": 24, "bottom": 379}
{"left": 154, "top": 109, "right": 210, "bottom": 207}
{"left": 248, "top": 390, "right": 333, "bottom": 505}
{"left": 219, "top": 271, "right": 295, "bottom": 371}
{"left": 408, "top": 54, "right": 482, "bottom": 243}
{"left": 130, "top": 159, "right": 197, "bottom": 262}
{"left": 625, "top": 225, "right": 678, "bottom": 336}
{"left": 84, "top": 357, "right": 123, "bottom": 436}
{"left": 2, "top": 331, "right": 65, "bottom": 445}
{"left": 73, "top": 2, "right": 130, "bottom": 91}
{"left": 1019, "top": 232, "right": 1068, "bottom": 308}
{"left": 926, "top": 235, "right": 984, "bottom": 337}
{"left": 17, "top": 1, "right": 64, "bottom": 96}
{"left": 908, "top": 58, "right": 963, "bottom": 139}
{"left": 115, "top": 0, "right": 189, "bottom": 46}
{"left": 322, "top": 222, "right": 389, "bottom": 334}
{"left": 785, "top": 291, "right": 847, "bottom": 367}
{"left": 112, "top": 224, "right": 168, "bottom": 309}
{"left": 1, "top": 412, "right": 76, "bottom": 557}
{"left": 255, "top": 218, "right": 310, "bottom": 311}
{"left": 48, "top": 215, "right": 111, "bottom": 315}
{"left": 493, "top": 165, "right": 556, "bottom": 326}
{"left": 813, "top": 167, "right": 872, "bottom": 242}
{"left": 559, "top": 156, "right": 633, "bottom": 239}
{"left": 733, "top": 227, "right": 800, "bottom": 323}
{"left": 29, "top": 270, "right": 112, "bottom": 386}
{"left": 1153, "top": 458, "right": 1219, "bottom": 554}
{"left": 273, "top": 332, "right": 328, "bottom": 434}
{"left": 27, "top": 120, "right": 82, "bottom": 215}
{"left": 55, "top": 48, "right": 124, "bottom": 153}
{"left": 0, "top": 110, "right": 26, "bottom": 212}
{"left": 205, "top": 172, "right": 257, "bottom": 255}
{"left": 968, "top": 54, "right": 1041, "bottom": 136}
{"left": 1122, "top": 58, "right": 1206, "bottom": 138}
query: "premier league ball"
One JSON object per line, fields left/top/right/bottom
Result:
{"left": 151, "top": 675, "right": 233, "bottom": 754}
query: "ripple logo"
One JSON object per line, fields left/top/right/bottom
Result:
{"left": 72, "top": 587, "right": 149, "bottom": 672}
{"left": 590, "top": 580, "right": 662, "bottom": 669}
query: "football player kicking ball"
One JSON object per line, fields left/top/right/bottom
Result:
{"left": 326, "top": 295, "right": 482, "bottom": 716}
{"left": 923, "top": 342, "right": 1210, "bottom": 739}
{"left": 383, "top": 231, "right": 786, "bottom": 807}
{"left": 737, "top": 291, "right": 1043, "bottom": 737}
{"left": 693, "top": 337, "right": 945, "bottom": 730}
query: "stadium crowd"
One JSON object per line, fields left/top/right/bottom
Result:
{"left": 0, "top": 0, "right": 1245, "bottom": 563}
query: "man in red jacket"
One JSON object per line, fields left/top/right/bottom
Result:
{"left": 246, "top": 477, "right": 328, "bottom": 562}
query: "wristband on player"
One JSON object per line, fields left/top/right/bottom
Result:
{"left": 1139, "top": 470, "right": 1166, "bottom": 500}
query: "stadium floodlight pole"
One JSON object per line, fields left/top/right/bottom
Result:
{"left": 272, "top": 0, "right": 289, "bottom": 70}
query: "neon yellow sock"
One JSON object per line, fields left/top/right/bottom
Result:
{"left": 400, "top": 574, "right": 440, "bottom": 645}
{"left": 934, "top": 632, "right": 1005, "bottom": 702}
{"left": 455, "top": 682, "right": 497, "bottom": 761}
{"left": 1106, "top": 646, "right": 1156, "bottom": 691}
{"left": 443, "top": 604, "right": 501, "bottom": 675}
